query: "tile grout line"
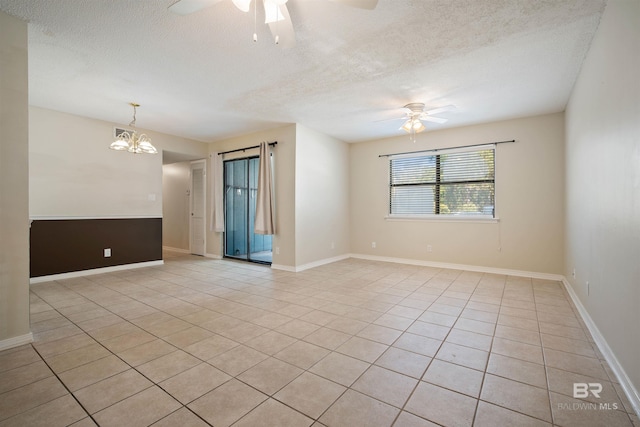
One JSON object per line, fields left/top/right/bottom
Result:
{"left": 535, "top": 278, "right": 558, "bottom": 426}
{"left": 471, "top": 273, "right": 506, "bottom": 427}
{"left": 22, "top": 256, "right": 628, "bottom": 426}
{"left": 32, "top": 280, "right": 226, "bottom": 425}
{"left": 29, "top": 343, "right": 99, "bottom": 426}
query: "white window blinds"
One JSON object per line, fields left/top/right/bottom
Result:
{"left": 390, "top": 146, "right": 495, "bottom": 217}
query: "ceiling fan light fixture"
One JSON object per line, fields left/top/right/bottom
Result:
{"left": 400, "top": 117, "right": 425, "bottom": 134}
{"left": 264, "top": 0, "right": 285, "bottom": 23}
{"left": 169, "top": 0, "right": 376, "bottom": 48}
{"left": 110, "top": 103, "right": 158, "bottom": 155}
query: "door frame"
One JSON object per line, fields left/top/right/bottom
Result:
{"left": 189, "top": 159, "right": 206, "bottom": 256}
{"left": 222, "top": 155, "right": 272, "bottom": 265}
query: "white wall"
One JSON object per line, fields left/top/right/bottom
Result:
{"left": 0, "top": 11, "right": 31, "bottom": 347}
{"left": 295, "top": 124, "right": 350, "bottom": 266}
{"left": 565, "top": 0, "right": 640, "bottom": 399}
{"left": 350, "top": 113, "right": 565, "bottom": 274}
{"left": 206, "top": 124, "right": 350, "bottom": 269}
{"left": 29, "top": 107, "right": 207, "bottom": 218}
{"left": 162, "top": 161, "right": 191, "bottom": 251}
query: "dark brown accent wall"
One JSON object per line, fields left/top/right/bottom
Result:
{"left": 30, "top": 218, "right": 162, "bottom": 278}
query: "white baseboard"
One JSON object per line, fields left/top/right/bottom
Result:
{"left": 562, "top": 278, "right": 640, "bottom": 417}
{"left": 271, "top": 254, "right": 351, "bottom": 273}
{"left": 162, "top": 246, "right": 190, "bottom": 254}
{"left": 270, "top": 264, "right": 297, "bottom": 272}
{"left": 272, "top": 253, "right": 564, "bottom": 279}
{"left": 295, "top": 254, "right": 352, "bottom": 272}
{"left": 158, "top": 250, "right": 640, "bottom": 415}
{"left": 163, "top": 247, "right": 220, "bottom": 259}
{"left": 29, "top": 260, "right": 164, "bottom": 284}
{"left": 0, "top": 333, "right": 33, "bottom": 352}
{"left": 349, "top": 253, "right": 564, "bottom": 281}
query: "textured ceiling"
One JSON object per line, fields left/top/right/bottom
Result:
{"left": 0, "top": 0, "right": 606, "bottom": 143}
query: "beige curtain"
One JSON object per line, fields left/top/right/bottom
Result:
{"left": 210, "top": 152, "right": 224, "bottom": 232}
{"left": 254, "top": 142, "right": 275, "bottom": 235}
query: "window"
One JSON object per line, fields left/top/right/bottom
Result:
{"left": 389, "top": 146, "right": 495, "bottom": 217}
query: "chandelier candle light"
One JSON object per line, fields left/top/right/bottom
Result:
{"left": 109, "top": 103, "right": 158, "bottom": 154}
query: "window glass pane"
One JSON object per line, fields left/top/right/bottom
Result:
{"left": 389, "top": 148, "right": 495, "bottom": 217}
{"left": 390, "top": 155, "right": 436, "bottom": 185}
{"left": 441, "top": 150, "right": 494, "bottom": 183}
{"left": 439, "top": 183, "right": 494, "bottom": 216}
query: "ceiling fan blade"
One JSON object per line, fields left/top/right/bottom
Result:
{"left": 421, "top": 116, "right": 448, "bottom": 124}
{"left": 374, "top": 117, "right": 406, "bottom": 123}
{"left": 329, "top": 0, "right": 378, "bottom": 10}
{"left": 267, "top": 4, "right": 296, "bottom": 47}
{"left": 168, "top": 0, "right": 223, "bottom": 15}
{"left": 424, "top": 105, "right": 456, "bottom": 116}
{"left": 232, "top": 0, "right": 252, "bottom": 12}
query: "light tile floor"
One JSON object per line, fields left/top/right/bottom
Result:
{"left": 1, "top": 252, "right": 638, "bottom": 426}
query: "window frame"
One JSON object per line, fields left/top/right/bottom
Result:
{"left": 387, "top": 145, "right": 498, "bottom": 222}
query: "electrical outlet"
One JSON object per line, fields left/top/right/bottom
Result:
{"left": 427, "top": 245, "right": 432, "bottom": 252}
{"left": 371, "top": 242, "right": 376, "bottom": 249}
{"left": 586, "top": 281, "right": 590, "bottom": 295}
{"left": 275, "top": 247, "right": 280, "bottom": 255}
{"left": 331, "top": 241, "right": 335, "bottom": 250}
{"left": 104, "top": 248, "right": 111, "bottom": 257}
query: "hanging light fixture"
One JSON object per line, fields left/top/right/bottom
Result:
{"left": 401, "top": 117, "right": 426, "bottom": 133}
{"left": 264, "top": 0, "right": 286, "bottom": 24}
{"left": 110, "top": 103, "right": 158, "bottom": 154}
{"left": 230, "top": 0, "right": 288, "bottom": 44}
{"left": 399, "top": 103, "right": 429, "bottom": 143}
{"left": 400, "top": 116, "right": 426, "bottom": 143}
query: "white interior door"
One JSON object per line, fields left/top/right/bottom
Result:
{"left": 190, "top": 160, "right": 206, "bottom": 256}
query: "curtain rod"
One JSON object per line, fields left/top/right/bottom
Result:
{"left": 217, "top": 141, "right": 277, "bottom": 156}
{"left": 378, "top": 140, "right": 515, "bottom": 158}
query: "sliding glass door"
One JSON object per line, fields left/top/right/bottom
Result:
{"left": 224, "top": 157, "right": 272, "bottom": 264}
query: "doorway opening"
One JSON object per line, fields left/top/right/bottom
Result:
{"left": 224, "top": 156, "right": 272, "bottom": 264}
{"left": 161, "top": 151, "right": 207, "bottom": 258}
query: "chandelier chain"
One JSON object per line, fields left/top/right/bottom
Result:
{"left": 129, "top": 104, "right": 137, "bottom": 127}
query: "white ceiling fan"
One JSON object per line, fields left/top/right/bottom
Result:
{"left": 168, "top": 0, "right": 378, "bottom": 48}
{"left": 385, "top": 103, "right": 455, "bottom": 141}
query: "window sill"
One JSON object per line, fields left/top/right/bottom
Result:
{"left": 385, "top": 215, "right": 500, "bottom": 223}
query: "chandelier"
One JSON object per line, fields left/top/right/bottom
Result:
{"left": 109, "top": 103, "right": 158, "bottom": 154}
